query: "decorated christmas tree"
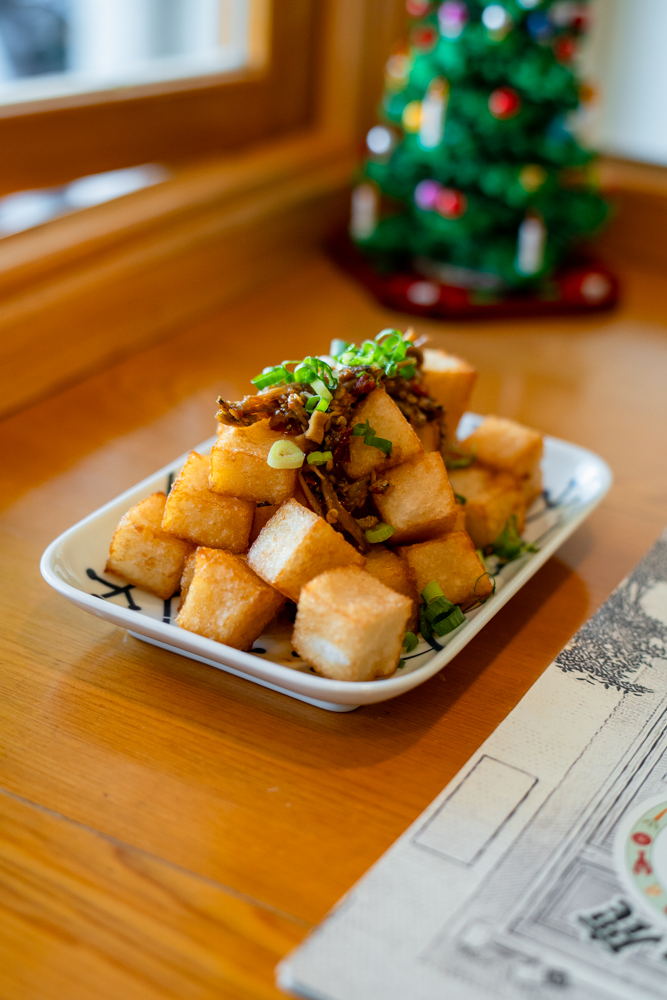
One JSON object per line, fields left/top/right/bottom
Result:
{"left": 350, "top": 0, "right": 609, "bottom": 295}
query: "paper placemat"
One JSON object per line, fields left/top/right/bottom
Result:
{"left": 279, "top": 529, "right": 667, "bottom": 1000}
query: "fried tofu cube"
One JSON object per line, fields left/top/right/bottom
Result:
{"left": 447, "top": 464, "right": 525, "bottom": 549}
{"left": 422, "top": 348, "right": 477, "bottom": 441}
{"left": 453, "top": 500, "right": 466, "bottom": 531}
{"left": 247, "top": 498, "right": 365, "bottom": 602}
{"left": 414, "top": 419, "right": 441, "bottom": 453}
{"left": 364, "top": 545, "right": 419, "bottom": 632}
{"left": 342, "top": 387, "right": 422, "bottom": 480}
{"left": 373, "top": 452, "right": 457, "bottom": 544}
{"left": 209, "top": 420, "right": 297, "bottom": 504}
{"left": 162, "top": 451, "right": 254, "bottom": 552}
{"left": 398, "top": 531, "right": 493, "bottom": 610}
{"left": 460, "top": 415, "right": 543, "bottom": 479}
{"left": 106, "top": 492, "right": 193, "bottom": 600}
{"left": 176, "top": 548, "right": 284, "bottom": 649}
{"left": 521, "top": 461, "right": 544, "bottom": 508}
{"left": 292, "top": 566, "right": 412, "bottom": 681}
{"left": 178, "top": 549, "right": 198, "bottom": 610}
{"left": 249, "top": 503, "right": 280, "bottom": 545}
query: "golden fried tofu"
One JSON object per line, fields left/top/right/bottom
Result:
{"left": 447, "top": 464, "right": 525, "bottom": 549}
{"left": 373, "top": 452, "right": 457, "bottom": 544}
{"left": 249, "top": 503, "right": 280, "bottom": 545}
{"left": 176, "top": 548, "right": 284, "bottom": 649}
{"left": 521, "top": 461, "right": 544, "bottom": 508}
{"left": 247, "top": 498, "right": 365, "bottom": 602}
{"left": 453, "top": 500, "right": 466, "bottom": 531}
{"left": 422, "top": 348, "right": 477, "bottom": 442}
{"left": 343, "top": 387, "right": 422, "bottom": 480}
{"left": 414, "top": 420, "right": 441, "bottom": 453}
{"left": 209, "top": 420, "right": 298, "bottom": 504}
{"left": 398, "top": 531, "right": 493, "bottom": 609}
{"left": 292, "top": 566, "right": 412, "bottom": 681}
{"left": 162, "top": 451, "right": 254, "bottom": 552}
{"left": 106, "top": 492, "right": 193, "bottom": 600}
{"left": 364, "top": 545, "right": 419, "bottom": 632}
{"left": 460, "top": 415, "right": 543, "bottom": 479}
{"left": 178, "top": 549, "right": 198, "bottom": 610}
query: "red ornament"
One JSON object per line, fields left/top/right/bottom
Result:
{"left": 411, "top": 25, "right": 438, "bottom": 50}
{"left": 554, "top": 36, "right": 577, "bottom": 62}
{"left": 435, "top": 188, "right": 467, "bottom": 219}
{"left": 406, "top": 0, "right": 431, "bottom": 14}
{"left": 488, "top": 87, "right": 522, "bottom": 120}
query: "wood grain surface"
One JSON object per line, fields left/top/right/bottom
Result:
{"left": 1, "top": 253, "right": 666, "bottom": 998}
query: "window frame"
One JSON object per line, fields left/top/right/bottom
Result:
{"left": 0, "top": 0, "right": 324, "bottom": 195}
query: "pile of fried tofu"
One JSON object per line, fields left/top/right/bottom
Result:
{"left": 105, "top": 347, "right": 543, "bottom": 682}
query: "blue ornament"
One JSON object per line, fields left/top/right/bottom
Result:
{"left": 526, "top": 11, "right": 553, "bottom": 41}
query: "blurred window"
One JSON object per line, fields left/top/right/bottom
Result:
{"left": 0, "top": 0, "right": 250, "bottom": 106}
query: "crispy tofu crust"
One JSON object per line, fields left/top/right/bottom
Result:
{"left": 422, "top": 348, "right": 477, "bottom": 442}
{"left": 106, "top": 492, "right": 194, "bottom": 600}
{"left": 162, "top": 451, "right": 254, "bottom": 552}
{"left": 209, "top": 419, "right": 297, "bottom": 504}
{"left": 373, "top": 451, "right": 457, "bottom": 544}
{"left": 446, "top": 463, "right": 525, "bottom": 549}
{"left": 364, "top": 545, "right": 419, "bottom": 632}
{"left": 398, "top": 531, "right": 493, "bottom": 610}
{"left": 247, "top": 498, "right": 365, "bottom": 602}
{"left": 460, "top": 415, "right": 543, "bottom": 479}
{"left": 292, "top": 566, "right": 412, "bottom": 681}
{"left": 342, "top": 387, "right": 423, "bottom": 480}
{"left": 176, "top": 547, "right": 284, "bottom": 649}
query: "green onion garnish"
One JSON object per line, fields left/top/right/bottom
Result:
{"left": 310, "top": 378, "right": 332, "bottom": 401}
{"left": 419, "top": 580, "right": 465, "bottom": 638}
{"left": 266, "top": 439, "right": 305, "bottom": 469}
{"left": 252, "top": 365, "right": 290, "bottom": 390}
{"left": 403, "top": 631, "right": 419, "bottom": 653}
{"left": 421, "top": 580, "right": 444, "bottom": 604}
{"left": 454, "top": 493, "right": 467, "bottom": 505}
{"left": 305, "top": 395, "right": 329, "bottom": 412}
{"left": 491, "top": 515, "right": 538, "bottom": 563}
{"left": 431, "top": 606, "right": 466, "bottom": 636}
{"left": 352, "top": 419, "right": 392, "bottom": 457}
{"left": 364, "top": 522, "right": 395, "bottom": 543}
{"left": 330, "top": 339, "right": 349, "bottom": 358}
{"left": 307, "top": 451, "right": 333, "bottom": 465}
{"left": 294, "top": 366, "right": 316, "bottom": 383}
{"left": 444, "top": 444, "right": 475, "bottom": 469}
{"left": 397, "top": 659, "right": 406, "bottom": 669}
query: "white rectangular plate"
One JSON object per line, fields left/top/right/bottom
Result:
{"left": 40, "top": 415, "right": 611, "bottom": 712}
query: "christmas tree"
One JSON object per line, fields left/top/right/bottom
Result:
{"left": 350, "top": 0, "right": 608, "bottom": 291}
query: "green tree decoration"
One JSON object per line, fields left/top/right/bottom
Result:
{"left": 350, "top": 0, "right": 608, "bottom": 291}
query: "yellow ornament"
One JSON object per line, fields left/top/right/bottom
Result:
{"left": 402, "top": 101, "right": 422, "bottom": 134}
{"left": 519, "top": 164, "right": 547, "bottom": 193}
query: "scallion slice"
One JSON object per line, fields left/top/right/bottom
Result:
{"left": 364, "top": 522, "right": 395, "bottom": 544}
{"left": 251, "top": 365, "right": 290, "bottom": 390}
{"left": 352, "top": 419, "right": 393, "bottom": 457}
{"left": 294, "top": 366, "right": 316, "bottom": 383}
{"left": 431, "top": 606, "right": 466, "bottom": 636}
{"left": 492, "top": 515, "right": 538, "bottom": 563}
{"left": 421, "top": 580, "right": 444, "bottom": 604}
{"left": 266, "top": 439, "right": 305, "bottom": 469}
{"left": 310, "top": 378, "right": 332, "bottom": 401}
{"left": 330, "top": 339, "right": 349, "bottom": 358}
{"left": 306, "top": 451, "right": 333, "bottom": 465}
{"left": 403, "top": 631, "right": 419, "bottom": 653}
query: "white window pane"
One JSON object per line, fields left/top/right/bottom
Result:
{"left": 0, "top": 0, "right": 250, "bottom": 107}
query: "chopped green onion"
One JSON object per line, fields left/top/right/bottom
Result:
{"left": 330, "top": 339, "right": 349, "bottom": 358}
{"left": 444, "top": 444, "right": 475, "bottom": 470}
{"left": 424, "top": 595, "right": 456, "bottom": 624}
{"left": 454, "top": 493, "right": 467, "bottom": 505}
{"left": 266, "top": 439, "right": 305, "bottom": 469}
{"left": 473, "top": 571, "right": 496, "bottom": 602}
{"left": 252, "top": 366, "right": 290, "bottom": 390}
{"left": 294, "top": 366, "right": 316, "bottom": 383}
{"left": 364, "top": 522, "right": 395, "bottom": 544}
{"left": 403, "top": 631, "right": 419, "bottom": 653}
{"left": 419, "top": 603, "right": 433, "bottom": 642}
{"left": 421, "top": 580, "right": 444, "bottom": 604}
{"left": 352, "top": 420, "right": 393, "bottom": 457}
{"left": 491, "top": 515, "right": 538, "bottom": 563}
{"left": 365, "top": 434, "right": 392, "bottom": 456}
{"left": 307, "top": 451, "right": 333, "bottom": 465}
{"left": 431, "top": 605, "right": 466, "bottom": 636}
{"left": 397, "top": 659, "right": 406, "bottom": 669}
{"left": 305, "top": 395, "right": 320, "bottom": 412}
{"left": 310, "top": 378, "right": 332, "bottom": 401}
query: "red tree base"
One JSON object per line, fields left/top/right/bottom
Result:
{"left": 329, "top": 233, "right": 619, "bottom": 320}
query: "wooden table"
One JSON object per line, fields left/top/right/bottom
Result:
{"left": 2, "top": 252, "right": 666, "bottom": 999}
